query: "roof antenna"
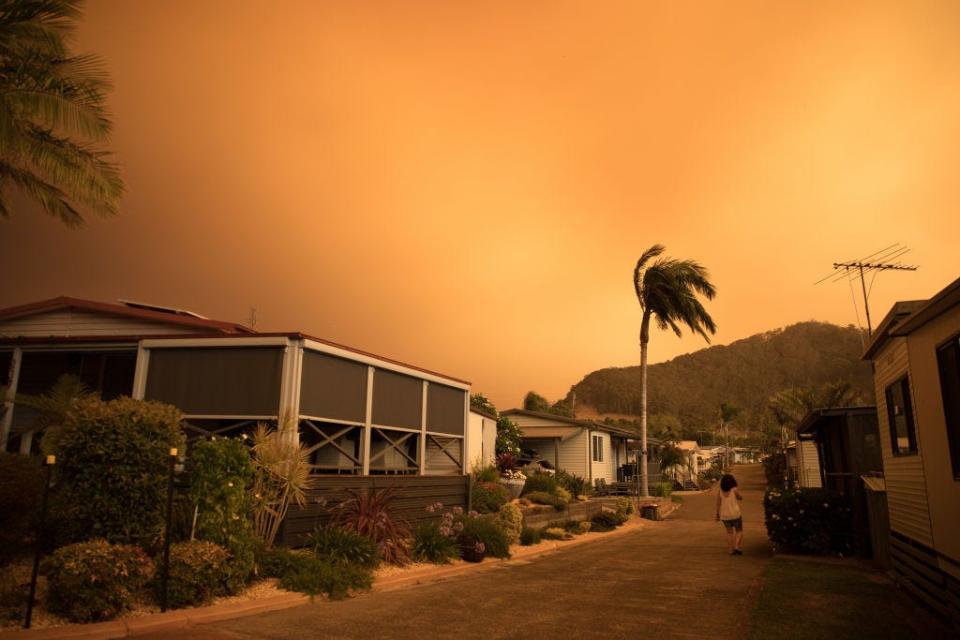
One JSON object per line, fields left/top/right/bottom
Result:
{"left": 247, "top": 306, "right": 258, "bottom": 329}
{"left": 814, "top": 243, "right": 918, "bottom": 336}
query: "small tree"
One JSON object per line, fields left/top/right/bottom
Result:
{"left": 495, "top": 416, "right": 522, "bottom": 457}
{"left": 250, "top": 420, "right": 313, "bottom": 548}
{"left": 522, "top": 391, "right": 551, "bottom": 413}
{"left": 470, "top": 393, "right": 498, "bottom": 416}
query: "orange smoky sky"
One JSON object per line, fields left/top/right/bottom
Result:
{"left": 2, "top": 0, "right": 959, "bottom": 409}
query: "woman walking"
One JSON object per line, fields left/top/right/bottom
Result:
{"left": 716, "top": 473, "right": 743, "bottom": 555}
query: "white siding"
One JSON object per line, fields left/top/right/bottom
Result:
{"left": 482, "top": 417, "right": 496, "bottom": 467}
{"left": 560, "top": 430, "right": 587, "bottom": 478}
{"left": 797, "top": 440, "right": 822, "bottom": 488}
{"left": 588, "top": 430, "right": 615, "bottom": 483}
{"left": 466, "top": 411, "right": 496, "bottom": 472}
{"left": 0, "top": 310, "right": 208, "bottom": 338}
{"left": 874, "top": 338, "right": 934, "bottom": 547}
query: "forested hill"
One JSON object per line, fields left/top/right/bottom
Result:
{"left": 570, "top": 322, "right": 873, "bottom": 431}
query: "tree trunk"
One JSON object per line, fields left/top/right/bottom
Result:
{"left": 640, "top": 312, "right": 651, "bottom": 498}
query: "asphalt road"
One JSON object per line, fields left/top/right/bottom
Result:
{"left": 141, "top": 464, "right": 771, "bottom": 640}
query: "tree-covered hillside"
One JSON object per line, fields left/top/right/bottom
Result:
{"left": 570, "top": 322, "right": 873, "bottom": 434}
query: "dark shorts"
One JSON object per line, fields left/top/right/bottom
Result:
{"left": 722, "top": 517, "right": 743, "bottom": 532}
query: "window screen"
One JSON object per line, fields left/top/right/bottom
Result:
{"left": 885, "top": 376, "right": 917, "bottom": 456}
{"left": 936, "top": 337, "right": 960, "bottom": 478}
{"left": 300, "top": 351, "right": 368, "bottom": 423}
{"left": 145, "top": 347, "right": 283, "bottom": 415}
{"left": 426, "top": 383, "right": 465, "bottom": 435}
{"left": 372, "top": 369, "right": 422, "bottom": 429}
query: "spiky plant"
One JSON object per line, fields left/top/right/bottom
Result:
{"left": 250, "top": 419, "right": 313, "bottom": 548}
{"left": 0, "top": 0, "right": 123, "bottom": 226}
{"left": 13, "top": 373, "right": 95, "bottom": 454}
{"left": 633, "top": 244, "right": 717, "bottom": 497}
{"left": 332, "top": 487, "right": 411, "bottom": 565}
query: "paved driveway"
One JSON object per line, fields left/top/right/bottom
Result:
{"left": 142, "top": 465, "right": 770, "bottom": 640}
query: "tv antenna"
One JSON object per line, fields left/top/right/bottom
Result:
{"left": 247, "top": 306, "right": 258, "bottom": 329}
{"left": 814, "top": 243, "right": 918, "bottom": 336}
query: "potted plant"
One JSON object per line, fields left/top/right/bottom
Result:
{"left": 496, "top": 453, "right": 526, "bottom": 499}
{"left": 460, "top": 539, "right": 486, "bottom": 563}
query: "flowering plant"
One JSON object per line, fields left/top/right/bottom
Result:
{"left": 763, "top": 487, "right": 852, "bottom": 555}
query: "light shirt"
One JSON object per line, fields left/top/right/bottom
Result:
{"left": 719, "top": 490, "right": 741, "bottom": 520}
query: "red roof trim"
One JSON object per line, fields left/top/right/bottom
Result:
{"left": 0, "top": 297, "right": 254, "bottom": 334}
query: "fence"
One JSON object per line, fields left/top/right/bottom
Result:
{"left": 277, "top": 474, "right": 471, "bottom": 547}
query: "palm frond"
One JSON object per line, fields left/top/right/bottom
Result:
{"left": 0, "top": 160, "right": 83, "bottom": 225}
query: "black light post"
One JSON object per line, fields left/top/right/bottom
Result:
{"left": 25, "top": 455, "right": 55, "bottom": 629}
{"left": 159, "top": 447, "right": 177, "bottom": 613}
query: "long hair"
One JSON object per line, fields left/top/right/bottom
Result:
{"left": 720, "top": 474, "right": 738, "bottom": 492}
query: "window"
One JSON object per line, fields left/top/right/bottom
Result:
{"left": 936, "top": 336, "right": 960, "bottom": 479}
{"left": 592, "top": 434, "right": 604, "bottom": 462}
{"left": 885, "top": 376, "right": 917, "bottom": 456}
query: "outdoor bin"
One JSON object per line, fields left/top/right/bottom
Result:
{"left": 640, "top": 505, "right": 659, "bottom": 521}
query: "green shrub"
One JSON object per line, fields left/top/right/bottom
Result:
{"left": 277, "top": 554, "right": 373, "bottom": 600}
{"left": 526, "top": 491, "right": 566, "bottom": 511}
{"left": 652, "top": 482, "right": 673, "bottom": 498}
{"left": 473, "top": 463, "right": 499, "bottom": 484}
{"left": 0, "top": 561, "right": 32, "bottom": 622}
{"left": 188, "top": 437, "right": 257, "bottom": 593}
{"left": 762, "top": 453, "right": 787, "bottom": 488}
{"left": 307, "top": 527, "right": 379, "bottom": 569}
{"left": 590, "top": 511, "right": 619, "bottom": 532}
{"left": 578, "top": 521, "right": 592, "bottom": 534}
{"left": 256, "top": 546, "right": 310, "bottom": 578}
{"left": 51, "top": 397, "right": 183, "bottom": 549}
{"left": 554, "top": 487, "right": 572, "bottom": 503}
{"left": 43, "top": 540, "right": 154, "bottom": 623}
{"left": 541, "top": 527, "right": 567, "bottom": 540}
{"left": 412, "top": 521, "right": 460, "bottom": 564}
{"left": 519, "top": 527, "right": 541, "bottom": 546}
{"left": 764, "top": 488, "right": 852, "bottom": 554}
{"left": 616, "top": 497, "right": 634, "bottom": 518}
{"left": 471, "top": 481, "right": 509, "bottom": 514}
{"left": 0, "top": 453, "right": 44, "bottom": 565}
{"left": 160, "top": 541, "right": 231, "bottom": 609}
{"left": 521, "top": 472, "right": 558, "bottom": 496}
{"left": 496, "top": 503, "right": 522, "bottom": 545}
{"left": 458, "top": 515, "right": 510, "bottom": 559}
{"left": 555, "top": 470, "right": 591, "bottom": 497}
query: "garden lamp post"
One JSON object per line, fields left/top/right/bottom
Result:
{"left": 159, "top": 448, "right": 177, "bottom": 612}
{"left": 25, "top": 455, "right": 55, "bottom": 629}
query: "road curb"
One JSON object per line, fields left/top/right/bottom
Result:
{"left": 0, "top": 517, "right": 649, "bottom": 639}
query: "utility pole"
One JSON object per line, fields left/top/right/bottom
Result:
{"left": 815, "top": 244, "right": 918, "bottom": 336}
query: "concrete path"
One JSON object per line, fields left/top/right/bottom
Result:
{"left": 139, "top": 465, "right": 770, "bottom": 640}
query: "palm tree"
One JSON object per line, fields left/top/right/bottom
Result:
{"left": 633, "top": 244, "right": 717, "bottom": 497}
{"left": 718, "top": 402, "right": 740, "bottom": 470}
{"left": 0, "top": 0, "right": 123, "bottom": 226}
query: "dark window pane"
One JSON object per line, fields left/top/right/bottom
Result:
{"left": 372, "top": 369, "right": 421, "bottom": 430}
{"left": 300, "top": 351, "right": 368, "bottom": 423}
{"left": 0, "top": 351, "right": 12, "bottom": 386}
{"left": 936, "top": 338, "right": 960, "bottom": 478}
{"left": 426, "top": 383, "right": 465, "bottom": 436}
{"left": 885, "top": 376, "right": 917, "bottom": 455}
{"left": 145, "top": 347, "right": 283, "bottom": 415}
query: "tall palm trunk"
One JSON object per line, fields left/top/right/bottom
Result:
{"left": 639, "top": 311, "right": 651, "bottom": 498}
